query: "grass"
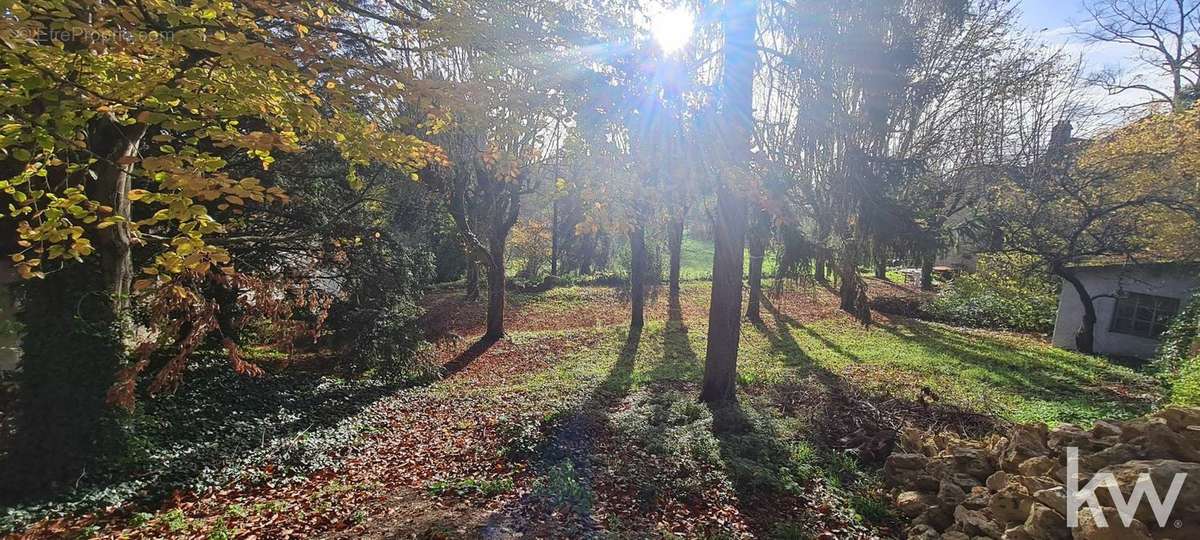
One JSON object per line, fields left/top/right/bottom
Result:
{"left": 457, "top": 305, "right": 1153, "bottom": 532}
{"left": 737, "top": 311, "right": 1153, "bottom": 425}
{"left": 679, "top": 236, "right": 778, "bottom": 281}
{"left": 16, "top": 280, "right": 1160, "bottom": 537}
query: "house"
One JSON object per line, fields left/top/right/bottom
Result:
{"left": 1052, "top": 262, "right": 1199, "bottom": 358}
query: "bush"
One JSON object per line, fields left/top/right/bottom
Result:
{"left": 925, "top": 255, "right": 1058, "bottom": 333}
{"left": 1153, "top": 294, "right": 1199, "bottom": 405}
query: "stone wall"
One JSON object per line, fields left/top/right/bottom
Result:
{"left": 885, "top": 407, "right": 1200, "bottom": 539}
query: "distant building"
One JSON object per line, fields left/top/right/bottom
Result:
{"left": 1052, "top": 262, "right": 1198, "bottom": 358}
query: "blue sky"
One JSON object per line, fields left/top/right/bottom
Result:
{"left": 1018, "top": 1, "right": 1087, "bottom": 33}
{"left": 1014, "top": 0, "right": 1174, "bottom": 116}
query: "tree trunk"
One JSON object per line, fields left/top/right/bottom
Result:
{"left": 87, "top": 117, "right": 148, "bottom": 314}
{"left": 838, "top": 250, "right": 858, "bottom": 312}
{"left": 550, "top": 199, "right": 559, "bottom": 276}
{"left": 700, "top": 0, "right": 758, "bottom": 404}
{"left": 629, "top": 221, "right": 647, "bottom": 330}
{"left": 578, "top": 233, "right": 594, "bottom": 275}
{"left": 465, "top": 261, "right": 479, "bottom": 301}
{"left": 814, "top": 220, "right": 830, "bottom": 283}
{"left": 874, "top": 256, "right": 887, "bottom": 280}
{"left": 668, "top": 215, "right": 684, "bottom": 296}
{"left": 484, "top": 235, "right": 507, "bottom": 340}
{"left": 5, "top": 116, "right": 143, "bottom": 500}
{"left": 1059, "top": 268, "right": 1097, "bottom": 354}
{"left": 746, "top": 209, "right": 768, "bottom": 322}
{"left": 920, "top": 256, "right": 934, "bottom": 290}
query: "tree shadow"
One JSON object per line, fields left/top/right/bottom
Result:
{"left": 440, "top": 334, "right": 501, "bottom": 377}
{"left": 484, "top": 326, "right": 641, "bottom": 535}
{"left": 650, "top": 303, "right": 703, "bottom": 384}
{"left": 875, "top": 317, "right": 1148, "bottom": 413}
{"left": 760, "top": 295, "right": 862, "bottom": 367}
{"left": 706, "top": 396, "right": 827, "bottom": 535}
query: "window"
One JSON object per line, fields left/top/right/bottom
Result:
{"left": 1110, "top": 292, "right": 1180, "bottom": 339}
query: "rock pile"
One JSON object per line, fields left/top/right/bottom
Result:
{"left": 884, "top": 406, "right": 1200, "bottom": 539}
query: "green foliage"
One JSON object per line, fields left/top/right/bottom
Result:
{"left": 330, "top": 292, "right": 436, "bottom": 382}
{"left": 496, "top": 415, "right": 548, "bottom": 459}
{"left": 0, "top": 357, "right": 399, "bottom": 533}
{"left": 427, "top": 476, "right": 514, "bottom": 498}
{"left": 1153, "top": 294, "right": 1200, "bottom": 405}
{"left": 532, "top": 461, "right": 592, "bottom": 512}
{"left": 2, "top": 264, "right": 125, "bottom": 501}
{"left": 926, "top": 255, "right": 1058, "bottom": 333}
{"left": 1170, "top": 361, "right": 1200, "bottom": 406}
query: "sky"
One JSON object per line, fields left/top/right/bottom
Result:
{"left": 1015, "top": 0, "right": 1175, "bottom": 119}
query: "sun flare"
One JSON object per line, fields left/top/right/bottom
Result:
{"left": 650, "top": 6, "right": 694, "bottom": 54}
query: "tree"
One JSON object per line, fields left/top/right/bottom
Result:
{"left": 1081, "top": 0, "right": 1200, "bottom": 109}
{"left": 700, "top": 0, "right": 759, "bottom": 404}
{"left": 0, "top": 0, "right": 439, "bottom": 494}
{"left": 398, "top": 1, "right": 580, "bottom": 342}
{"left": 985, "top": 110, "right": 1200, "bottom": 353}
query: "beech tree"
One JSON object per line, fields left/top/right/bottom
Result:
{"left": 0, "top": 0, "right": 440, "bottom": 491}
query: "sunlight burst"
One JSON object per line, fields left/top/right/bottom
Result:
{"left": 650, "top": 6, "right": 694, "bottom": 54}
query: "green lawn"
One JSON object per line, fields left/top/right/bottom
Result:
{"left": 430, "top": 305, "right": 1157, "bottom": 536}
{"left": 737, "top": 307, "right": 1153, "bottom": 425}
{"left": 679, "top": 236, "right": 778, "bottom": 281}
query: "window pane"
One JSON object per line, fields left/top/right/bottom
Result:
{"left": 1113, "top": 317, "right": 1132, "bottom": 333}
{"left": 1133, "top": 319, "right": 1151, "bottom": 336}
{"left": 1116, "top": 302, "right": 1135, "bottom": 318}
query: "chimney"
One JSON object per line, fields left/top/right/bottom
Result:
{"left": 1049, "top": 120, "right": 1073, "bottom": 148}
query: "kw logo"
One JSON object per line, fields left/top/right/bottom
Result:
{"left": 1066, "top": 447, "right": 1188, "bottom": 528}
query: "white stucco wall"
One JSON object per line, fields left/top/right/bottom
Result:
{"left": 1052, "top": 264, "right": 1199, "bottom": 358}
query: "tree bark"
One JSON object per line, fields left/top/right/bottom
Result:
{"left": 1058, "top": 268, "right": 1096, "bottom": 354}
{"left": 700, "top": 0, "right": 758, "bottom": 404}
{"left": 5, "top": 116, "right": 143, "bottom": 499}
{"left": 668, "top": 215, "right": 684, "bottom": 296}
{"left": 814, "top": 220, "right": 830, "bottom": 283}
{"left": 465, "top": 261, "right": 479, "bottom": 301}
{"left": 920, "top": 255, "right": 934, "bottom": 290}
{"left": 550, "top": 199, "right": 559, "bottom": 276}
{"left": 874, "top": 256, "right": 887, "bottom": 280}
{"left": 484, "top": 233, "right": 507, "bottom": 341}
{"left": 838, "top": 250, "right": 858, "bottom": 312}
{"left": 629, "top": 221, "right": 647, "bottom": 330}
{"left": 577, "top": 232, "right": 594, "bottom": 275}
{"left": 746, "top": 209, "right": 768, "bottom": 321}
{"left": 87, "top": 117, "right": 148, "bottom": 314}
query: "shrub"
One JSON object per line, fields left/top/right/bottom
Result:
{"left": 925, "top": 254, "right": 1057, "bottom": 333}
{"left": 1153, "top": 293, "right": 1199, "bottom": 405}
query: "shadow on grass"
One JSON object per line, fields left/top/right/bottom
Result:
{"left": 485, "top": 326, "right": 641, "bottom": 535}
{"left": 760, "top": 294, "right": 864, "bottom": 364}
{"left": 875, "top": 317, "right": 1150, "bottom": 416}
{"left": 758, "top": 295, "right": 859, "bottom": 374}
{"left": 440, "top": 334, "right": 501, "bottom": 377}
{"left": 648, "top": 297, "right": 703, "bottom": 384}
